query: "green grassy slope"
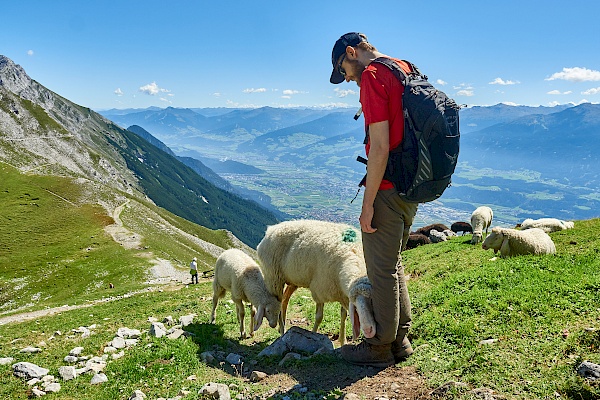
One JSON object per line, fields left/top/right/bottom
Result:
{"left": 0, "top": 205, "right": 598, "bottom": 398}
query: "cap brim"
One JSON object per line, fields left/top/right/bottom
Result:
{"left": 330, "top": 69, "right": 344, "bottom": 84}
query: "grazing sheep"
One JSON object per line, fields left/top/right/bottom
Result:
{"left": 520, "top": 218, "right": 575, "bottom": 233}
{"left": 451, "top": 221, "right": 473, "bottom": 235}
{"left": 482, "top": 227, "right": 556, "bottom": 258}
{"left": 470, "top": 206, "right": 494, "bottom": 244}
{"left": 404, "top": 232, "right": 431, "bottom": 250}
{"left": 257, "top": 219, "right": 376, "bottom": 345}
{"left": 210, "top": 249, "right": 281, "bottom": 339}
{"left": 416, "top": 223, "right": 450, "bottom": 237}
{"left": 442, "top": 229, "right": 457, "bottom": 238}
{"left": 429, "top": 229, "right": 447, "bottom": 243}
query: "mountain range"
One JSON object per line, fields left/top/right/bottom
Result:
{"left": 100, "top": 100, "right": 600, "bottom": 227}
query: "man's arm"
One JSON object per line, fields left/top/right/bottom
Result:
{"left": 359, "top": 120, "right": 389, "bottom": 233}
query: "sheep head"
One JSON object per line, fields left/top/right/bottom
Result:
{"left": 348, "top": 276, "right": 376, "bottom": 339}
{"left": 481, "top": 227, "right": 504, "bottom": 253}
{"left": 254, "top": 297, "right": 281, "bottom": 331}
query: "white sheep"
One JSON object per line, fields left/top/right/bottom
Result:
{"left": 257, "top": 219, "right": 376, "bottom": 345}
{"left": 520, "top": 218, "right": 575, "bottom": 233}
{"left": 429, "top": 229, "right": 447, "bottom": 243}
{"left": 210, "top": 249, "right": 281, "bottom": 339}
{"left": 470, "top": 206, "right": 494, "bottom": 244}
{"left": 481, "top": 227, "right": 556, "bottom": 258}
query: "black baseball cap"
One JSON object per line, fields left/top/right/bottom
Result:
{"left": 330, "top": 32, "right": 367, "bottom": 84}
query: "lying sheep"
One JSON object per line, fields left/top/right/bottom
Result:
{"left": 404, "top": 232, "right": 431, "bottom": 250}
{"left": 416, "top": 223, "right": 450, "bottom": 237}
{"left": 443, "top": 229, "right": 457, "bottom": 238}
{"left": 429, "top": 229, "right": 447, "bottom": 243}
{"left": 451, "top": 221, "right": 473, "bottom": 235}
{"left": 520, "top": 218, "right": 575, "bottom": 233}
{"left": 210, "top": 249, "right": 281, "bottom": 339}
{"left": 482, "top": 227, "right": 556, "bottom": 258}
{"left": 257, "top": 219, "right": 376, "bottom": 345}
{"left": 470, "top": 206, "right": 493, "bottom": 244}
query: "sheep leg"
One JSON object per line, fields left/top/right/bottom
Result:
{"left": 339, "top": 305, "right": 347, "bottom": 346}
{"left": 249, "top": 304, "right": 256, "bottom": 337}
{"left": 210, "top": 285, "right": 226, "bottom": 324}
{"left": 280, "top": 284, "right": 298, "bottom": 335}
{"left": 313, "top": 302, "right": 324, "bottom": 333}
{"left": 234, "top": 299, "right": 247, "bottom": 338}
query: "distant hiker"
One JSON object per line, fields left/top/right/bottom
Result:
{"left": 329, "top": 32, "right": 420, "bottom": 368}
{"left": 190, "top": 257, "right": 198, "bottom": 284}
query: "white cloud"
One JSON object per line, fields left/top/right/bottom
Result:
{"left": 243, "top": 88, "right": 267, "bottom": 93}
{"left": 27, "top": 50, "right": 34, "bottom": 56}
{"left": 546, "top": 67, "right": 600, "bottom": 82}
{"left": 139, "top": 82, "right": 170, "bottom": 95}
{"left": 453, "top": 84, "right": 473, "bottom": 90}
{"left": 548, "top": 90, "right": 572, "bottom": 95}
{"left": 436, "top": 79, "right": 447, "bottom": 86}
{"left": 159, "top": 97, "right": 172, "bottom": 103}
{"left": 489, "top": 77, "right": 520, "bottom": 85}
{"left": 548, "top": 101, "right": 561, "bottom": 107}
{"left": 282, "top": 89, "right": 299, "bottom": 96}
{"left": 456, "top": 90, "right": 474, "bottom": 97}
{"left": 114, "top": 88, "right": 123, "bottom": 96}
{"left": 501, "top": 101, "right": 519, "bottom": 106}
{"left": 213, "top": 92, "right": 221, "bottom": 97}
{"left": 582, "top": 87, "right": 600, "bottom": 95}
{"left": 334, "top": 88, "right": 357, "bottom": 98}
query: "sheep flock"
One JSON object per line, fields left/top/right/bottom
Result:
{"left": 208, "top": 210, "right": 575, "bottom": 343}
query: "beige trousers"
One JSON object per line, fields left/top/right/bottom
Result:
{"left": 362, "top": 188, "right": 418, "bottom": 345}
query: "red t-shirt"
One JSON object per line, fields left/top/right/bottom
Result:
{"left": 360, "top": 58, "right": 409, "bottom": 190}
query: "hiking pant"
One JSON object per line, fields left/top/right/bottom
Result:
{"left": 362, "top": 187, "right": 418, "bottom": 346}
{"left": 191, "top": 273, "right": 198, "bottom": 284}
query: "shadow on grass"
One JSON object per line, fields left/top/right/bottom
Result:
{"left": 184, "top": 322, "right": 410, "bottom": 396}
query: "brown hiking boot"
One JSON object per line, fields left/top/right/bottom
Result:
{"left": 391, "top": 336, "right": 413, "bottom": 362}
{"left": 340, "top": 340, "right": 395, "bottom": 368}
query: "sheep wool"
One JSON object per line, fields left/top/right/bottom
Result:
{"left": 470, "top": 206, "right": 494, "bottom": 244}
{"left": 211, "top": 249, "right": 281, "bottom": 339}
{"left": 257, "top": 219, "right": 375, "bottom": 345}
{"left": 482, "top": 227, "right": 556, "bottom": 258}
{"left": 520, "top": 218, "right": 575, "bottom": 233}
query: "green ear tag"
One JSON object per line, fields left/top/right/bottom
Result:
{"left": 342, "top": 228, "right": 357, "bottom": 243}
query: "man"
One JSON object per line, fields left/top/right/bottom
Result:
{"left": 330, "top": 32, "right": 417, "bottom": 368}
{"left": 190, "top": 257, "right": 198, "bottom": 284}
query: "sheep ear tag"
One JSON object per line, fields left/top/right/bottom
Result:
{"left": 254, "top": 305, "right": 265, "bottom": 331}
{"left": 342, "top": 228, "right": 357, "bottom": 243}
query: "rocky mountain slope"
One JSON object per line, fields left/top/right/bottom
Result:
{"left": 0, "top": 55, "right": 279, "bottom": 247}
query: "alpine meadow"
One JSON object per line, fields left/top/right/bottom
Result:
{"left": 1, "top": 53, "right": 600, "bottom": 400}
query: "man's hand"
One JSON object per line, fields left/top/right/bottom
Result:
{"left": 359, "top": 203, "right": 376, "bottom": 233}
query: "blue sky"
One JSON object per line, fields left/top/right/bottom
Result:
{"left": 3, "top": 0, "right": 600, "bottom": 110}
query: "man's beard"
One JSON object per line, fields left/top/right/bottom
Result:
{"left": 346, "top": 58, "right": 365, "bottom": 87}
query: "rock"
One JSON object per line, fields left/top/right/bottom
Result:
{"left": 577, "top": 361, "right": 600, "bottom": 380}
{"left": 149, "top": 322, "right": 167, "bottom": 338}
{"left": 163, "top": 316, "right": 174, "bottom": 326}
{"left": 31, "top": 387, "right": 46, "bottom": 397}
{"left": 200, "top": 352, "right": 215, "bottom": 364}
{"left": 258, "top": 326, "right": 333, "bottom": 357}
{"left": 200, "top": 382, "right": 231, "bottom": 400}
{"left": 479, "top": 338, "right": 498, "bottom": 345}
{"left": 90, "top": 373, "right": 108, "bottom": 384}
{"left": 0, "top": 357, "right": 14, "bottom": 365}
{"left": 103, "top": 346, "right": 118, "bottom": 353}
{"left": 20, "top": 346, "right": 42, "bottom": 353}
{"left": 249, "top": 370, "right": 267, "bottom": 382}
{"left": 12, "top": 362, "right": 49, "bottom": 380}
{"left": 279, "top": 352, "right": 301, "bottom": 366}
{"left": 112, "top": 351, "right": 125, "bottom": 360}
{"left": 179, "top": 314, "right": 196, "bottom": 327}
{"left": 344, "top": 394, "right": 361, "bottom": 400}
{"left": 129, "top": 389, "right": 147, "bottom": 399}
{"left": 117, "top": 328, "right": 141, "bottom": 338}
{"left": 167, "top": 329, "right": 185, "bottom": 340}
{"left": 225, "top": 353, "right": 243, "bottom": 365}
{"left": 110, "top": 336, "right": 126, "bottom": 349}
{"left": 430, "top": 381, "right": 469, "bottom": 397}
{"left": 58, "top": 366, "right": 77, "bottom": 381}
{"left": 63, "top": 355, "right": 78, "bottom": 363}
{"left": 69, "top": 347, "right": 85, "bottom": 356}
{"left": 43, "top": 382, "right": 61, "bottom": 393}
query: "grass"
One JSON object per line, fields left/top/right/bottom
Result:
{"left": 1, "top": 162, "right": 599, "bottom": 398}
